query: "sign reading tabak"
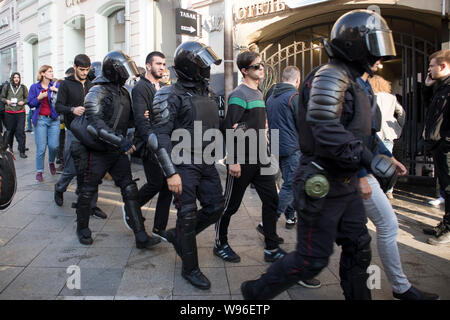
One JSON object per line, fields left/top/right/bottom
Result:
{"left": 236, "top": 0, "right": 287, "bottom": 20}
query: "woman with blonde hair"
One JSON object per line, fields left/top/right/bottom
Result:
{"left": 27, "top": 65, "right": 60, "bottom": 182}
{"left": 369, "top": 75, "right": 406, "bottom": 198}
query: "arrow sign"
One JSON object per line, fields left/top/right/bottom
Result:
{"left": 181, "top": 25, "right": 196, "bottom": 33}
{"left": 176, "top": 8, "right": 201, "bottom": 36}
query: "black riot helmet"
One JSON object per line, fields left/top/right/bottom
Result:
{"left": 88, "top": 61, "right": 102, "bottom": 81}
{"left": 101, "top": 51, "right": 139, "bottom": 85}
{"left": 174, "top": 41, "right": 222, "bottom": 81}
{"left": 325, "top": 9, "right": 396, "bottom": 73}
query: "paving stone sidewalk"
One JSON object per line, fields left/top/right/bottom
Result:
{"left": 0, "top": 132, "right": 449, "bottom": 300}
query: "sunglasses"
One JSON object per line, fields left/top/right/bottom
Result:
{"left": 246, "top": 62, "right": 265, "bottom": 70}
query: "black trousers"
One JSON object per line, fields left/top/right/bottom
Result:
{"left": 79, "top": 149, "right": 134, "bottom": 198}
{"left": 58, "top": 127, "right": 65, "bottom": 164}
{"left": 174, "top": 163, "right": 224, "bottom": 219}
{"left": 0, "top": 110, "right": 4, "bottom": 133}
{"left": 432, "top": 139, "right": 450, "bottom": 226}
{"left": 254, "top": 183, "right": 372, "bottom": 300}
{"left": 215, "top": 163, "right": 279, "bottom": 250}
{"left": 138, "top": 154, "right": 172, "bottom": 231}
{"left": 4, "top": 112, "right": 25, "bottom": 153}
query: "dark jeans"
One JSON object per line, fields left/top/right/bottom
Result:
{"left": 4, "top": 112, "right": 26, "bottom": 153}
{"left": 432, "top": 139, "right": 450, "bottom": 226}
{"left": 58, "top": 127, "right": 65, "bottom": 164}
{"left": 215, "top": 163, "right": 279, "bottom": 250}
{"left": 277, "top": 150, "right": 301, "bottom": 220}
{"left": 138, "top": 154, "right": 173, "bottom": 231}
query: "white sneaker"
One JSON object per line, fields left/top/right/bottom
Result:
{"left": 428, "top": 197, "right": 445, "bottom": 207}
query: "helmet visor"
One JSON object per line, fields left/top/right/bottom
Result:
{"left": 194, "top": 46, "right": 222, "bottom": 68}
{"left": 122, "top": 60, "right": 140, "bottom": 78}
{"left": 366, "top": 30, "right": 396, "bottom": 58}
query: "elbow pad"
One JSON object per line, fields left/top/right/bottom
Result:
{"left": 147, "top": 133, "right": 176, "bottom": 178}
{"left": 307, "top": 64, "right": 349, "bottom": 123}
{"left": 98, "top": 128, "right": 123, "bottom": 147}
{"left": 151, "top": 86, "right": 172, "bottom": 126}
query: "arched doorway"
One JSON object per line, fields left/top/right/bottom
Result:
{"left": 259, "top": 17, "right": 439, "bottom": 175}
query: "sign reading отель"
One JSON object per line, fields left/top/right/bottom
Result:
{"left": 236, "top": 0, "right": 287, "bottom": 20}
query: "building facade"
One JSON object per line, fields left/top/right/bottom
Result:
{"left": 0, "top": 0, "right": 19, "bottom": 84}
{"left": 16, "top": 0, "right": 180, "bottom": 87}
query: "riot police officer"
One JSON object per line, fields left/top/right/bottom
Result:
{"left": 241, "top": 9, "right": 399, "bottom": 300}
{"left": 0, "top": 132, "right": 16, "bottom": 210}
{"left": 148, "top": 41, "right": 225, "bottom": 290}
{"left": 75, "top": 51, "right": 161, "bottom": 249}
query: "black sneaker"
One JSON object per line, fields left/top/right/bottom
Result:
{"left": 213, "top": 243, "right": 241, "bottom": 263}
{"left": 264, "top": 248, "right": 287, "bottom": 262}
{"left": 19, "top": 152, "right": 27, "bottom": 158}
{"left": 393, "top": 286, "right": 439, "bottom": 300}
{"left": 256, "top": 224, "right": 284, "bottom": 244}
{"left": 423, "top": 221, "right": 447, "bottom": 237}
{"left": 91, "top": 207, "right": 107, "bottom": 219}
{"left": 298, "top": 278, "right": 322, "bottom": 289}
{"left": 285, "top": 217, "right": 297, "bottom": 229}
{"left": 54, "top": 190, "right": 64, "bottom": 207}
{"left": 427, "top": 228, "right": 450, "bottom": 245}
{"left": 135, "top": 232, "right": 161, "bottom": 249}
{"left": 152, "top": 228, "right": 168, "bottom": 242}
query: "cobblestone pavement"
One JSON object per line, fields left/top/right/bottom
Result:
{"left": 0, "top": 132, "right": 449, "bottom": 300}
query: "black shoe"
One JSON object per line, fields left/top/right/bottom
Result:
{"left": 25, "top": 148, "right": 29, "bottom": 151}
{"left": 423, "top": 221, "right": 447, "bottom": 237}
{"left": 56, "top": 159, "right": 62, "bottom": 165}
{"left": 256, "top": 224, "right": 284, "bottom": 244}
{"left": 427, "top": 227, "right": 450, "bottom": 245}
{"left": 166, "top": 228, "right": 181, "bottom": 256}
{"left": 152, "top": 228, "right": 168, "bottom": 242}
{"left": 241, "top": 280, "right": 259, "bottom": 300}
{"left": 213, "top": 243, "right": 241, "bottom": 263}
{"left": 135, "top": 232, "right": 161, "bottom": 249}
{"left": 393, "top": 286, "right": 439, "bottom": 300}
{"left": 25, "top": 129, "right": 32, "bottom": 133}
{"left": 285, "top": 217, "right": 297, "bottom": 229}
{"left": 264, "top": 248, "right": 287, "bottom": 262}
{"left": 181, "top": 268, "right": 211, "bottom": 290}
{"left": 298, "top": 278, "right": 322, "bottom": 288}
{"left": 54, "top": 190, "right": 64, "bottom": 207}
{"left": 91, "top": 207, "right": 107, "bottom": 219}
{"left": 76, "top": 227, "right": 93, "bottom": 245}
{"left": 19, "top": 152, "right": 27, "bottom": 158}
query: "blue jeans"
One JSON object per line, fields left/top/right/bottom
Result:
{"left": 35, "top": 115, "right": 60, "bottom": 172}
{"left": 383, "top": 140, "right": 394, "bottom": 193}
{"left": 27, "top": 110, "right": 33, "bottom": 131}
{"left": 277, "top": 150, "right": 301, "bottom": 220}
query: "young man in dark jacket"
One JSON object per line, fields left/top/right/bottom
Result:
{"left": 124, "top": 51, "right": 172, "bottom": 240}
{"left": 266, "top": 66, "right": 301, "bottom": 229}
{"left": 54, "top": 54, "right": 106, "bottom": 219}
{"left": 422, "top": 50, "right": 450, "bottom": 245}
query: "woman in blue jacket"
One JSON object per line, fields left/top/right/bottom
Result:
{"left": 27, "top": 65, "right": 60, "bottom": 182}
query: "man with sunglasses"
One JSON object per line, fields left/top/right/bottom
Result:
{"left": 214, "top": 51, "right": 286, "bottom": 264}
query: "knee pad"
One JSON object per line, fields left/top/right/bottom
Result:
{"left": 122, "top": 183, "right": 139, "bottom": 201}
{"left": 355, "top": 242, "right": 371, "bottom": 270}
{"left": 178, "top": 203, "right": 197, "bottom": 218}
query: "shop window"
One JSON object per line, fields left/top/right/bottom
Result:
{"left": 0, "top": 46, "right": 17, "bottom": 84}
{"left": 108, "top": 8, "right": 125, "bottom": 52}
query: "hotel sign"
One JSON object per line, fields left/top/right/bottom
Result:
{"left": 236, "top": 0, "right": 287, "bottom": 20}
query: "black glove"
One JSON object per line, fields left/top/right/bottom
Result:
{"left": 370, "top": 154, "right": 398, "bottom": 193}
{"left": 120, "top": 138, "right": 133, "bottom": 153}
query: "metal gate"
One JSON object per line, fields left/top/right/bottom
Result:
{"left": 260, "top": 17, "right": 439, "bottom": 175}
